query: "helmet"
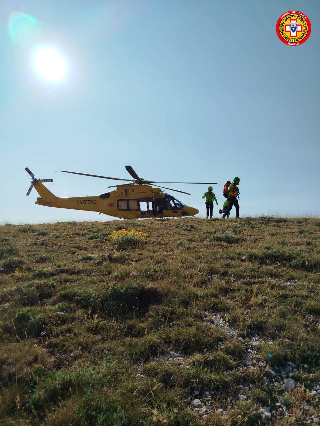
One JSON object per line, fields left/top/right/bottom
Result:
{"left": 233, "top": 177, "right": 240, "bottom": 184}
{"left": 208, "top": 186, "right": 213, "bottom": 191}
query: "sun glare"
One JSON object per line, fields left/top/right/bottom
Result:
{"left": 33, "top": 48, "right": 67, "bottom": 82}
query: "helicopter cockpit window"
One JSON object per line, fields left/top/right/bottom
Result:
{"left": 172, "top": 197, "right": 184, "bottom": 209}
{"left": 163, "top": 194, "right": 184, "bottom": 210}
{"left": 167, "top": 199, "right": 175, "bottom": 209}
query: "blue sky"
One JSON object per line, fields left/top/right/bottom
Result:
{"left": 1, "top": 0, "right": 319, "bottom": 224}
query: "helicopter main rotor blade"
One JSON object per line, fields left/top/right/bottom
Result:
{"left": 60, "top": 170, "right": 134, "bottom": 182}
{"left": 148, "top": 181, "right": 218, "bottom": 185}
{"left": 125, "top": 166, "right": 143, "bottom": 182}
{"left": 152, "top": 184, "right": 190, "bottom": 196}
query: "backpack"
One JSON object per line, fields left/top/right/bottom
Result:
{"left": 223, "top": 181, "right": 231, "bottom": 198}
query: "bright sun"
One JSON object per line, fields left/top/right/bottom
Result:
{"left": 33, "top": 48, "right": 66, "bottom": 82}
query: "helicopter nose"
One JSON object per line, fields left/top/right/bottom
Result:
{"left": 189, "top": 207, "right": 199, "bottom": 216}
{"left": 182, "top": 206, "right": 199, "bottom": 217}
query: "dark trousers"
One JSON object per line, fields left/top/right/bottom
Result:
{"left": 205, "top": 201, "right": 213, "bottom": 218}
{"left": 222, "top": 197, "right": 239, "bottom": 218}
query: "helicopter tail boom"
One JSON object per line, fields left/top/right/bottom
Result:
{"left": 25, "top": 167, "right": 104, "bottom": 212}
{"left": 33, "top": 181, "right": 59, "bottom": 202}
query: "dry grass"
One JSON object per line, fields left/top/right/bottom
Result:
{"left": 0, "top": 217, "right": 319, "bottom": 425}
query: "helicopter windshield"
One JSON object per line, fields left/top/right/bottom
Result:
{"left": 164, "top": 194, "right": 185, "bottom": 210}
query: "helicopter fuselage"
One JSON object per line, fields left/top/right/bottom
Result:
{"left": 34, "top": 182, "right": 199, "bottom": 219}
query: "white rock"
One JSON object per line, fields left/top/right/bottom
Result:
{"left": 192, "top": 399, "right": 202, "bottom": 407}
{"left": 249, "top": 339, "right": 261, "bottom": 346}
{"left": 285, "top": 378, "right": 295, "bottom": 390}
{"left": 285, "top": 281, "right": 295, "bottom": 286}
{"left": 196, "top": 406, "right": 207, "bottom": 415}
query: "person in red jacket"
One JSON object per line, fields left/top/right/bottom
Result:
{"left": 219, "top": 177, "right": 240, "bottom": 219}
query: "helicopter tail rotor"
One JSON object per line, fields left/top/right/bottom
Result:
{"left": 25, "top": 167, "right": 53, "bottom": 196}
{"left": 25, "top": 167, "right": 35, "bottom": 179}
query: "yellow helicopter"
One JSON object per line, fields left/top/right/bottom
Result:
{"left": 25, "top": 166, "right": 217, "bottom": 219}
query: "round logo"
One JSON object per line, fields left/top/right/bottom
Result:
{"left": 276, "top": 11, "right": 311, "bottom": 46}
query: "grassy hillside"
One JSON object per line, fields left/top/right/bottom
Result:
{"left": 0, "top": 217, "right": 319, "bottom": 426}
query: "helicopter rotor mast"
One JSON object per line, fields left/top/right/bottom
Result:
{"left": 125, "top": 166, "right": 191, "bottom": 195}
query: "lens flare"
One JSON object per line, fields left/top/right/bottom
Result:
{"left": 8, "top": 12, "right": 41, "bottom": 46}
{"left": 33, "top": 48, "right": 67, "bottom": 82}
